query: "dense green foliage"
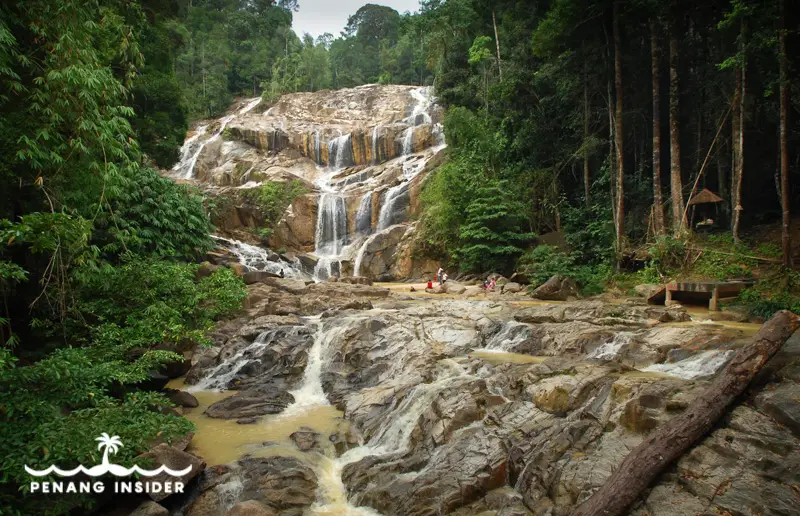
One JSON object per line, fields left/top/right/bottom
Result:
{"left": 246, "top": 180, "right": 309, "bottom": 228}
{"left": 410, "top": 0, "right": 797, "bottom": 284}
{"left": 0, "top": 1, "right": 246, "bottom": 512}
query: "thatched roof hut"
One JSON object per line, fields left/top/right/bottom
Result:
{"left": 688, "top": 188, "right": 724, "bottom": 206}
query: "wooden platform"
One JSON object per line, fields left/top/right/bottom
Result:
{"left": 648, "top": 280, "right": 755, "bottom": 310}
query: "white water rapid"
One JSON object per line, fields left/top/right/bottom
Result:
{"left": 642, "top": 349, "right": 735, "bottom": 379}
{"left": 172, "top": 114, "right": 235, "bottom": 179}
{"left": 275, "top": 316, "right": 476, "bottom": 515}
{"left": 212, "top": 236, "right": 307, "bottom": 279}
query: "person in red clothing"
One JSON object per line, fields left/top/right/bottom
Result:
{"left": 426, "top": 279, "right": 433, "bottom": 289}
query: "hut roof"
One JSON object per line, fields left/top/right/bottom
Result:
{"left": 688, "top": 188, "right": 724, "bottom": 206}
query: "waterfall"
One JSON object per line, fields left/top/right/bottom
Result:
{"left": 188, "top": 329, "right": 291, "bottom": 392}
{"left": 314, "top": 194, "right": 348, "bottom": 256}
{"left": 355, "top": 193, "right": 372, "bottom": 235}
{"left": 315, "top": 130, "right": 322, "bottom": 164}
{"left": 642, "top": 350, "right": 734, "bottom": 380}
{"left": 327, "top": 133, "right": 353, "bottom": 169}
{"left": 483, "top": 322, "right": 534, "bottom": 352}
{"left": 353, "top": 231, "right": 381, "bottom": 277}
{"left": 212, "top": 235, "right": 306, "bottom": 279}
{"left": 172, "top": 124, "right": 208, "bottom": 175}
{"left": 238, "top": 97, "right": 262, "bottom": 115}
{"left": 180, "top": 114, "right": 235, "bottom": 179}
{"left": 588, "top": 332, "right": 636, "bottom": 360}
{"left": 283, "top": 321, "right": 349, "bottom": 413}
{"left": 402, "top": 127, "right": 414, "bottom": 156}
{"left": 371, "top": 125, "right": 380, "bottom": 164}
{"left": 376, "top": 182, "right": 411, "bottom": 230}
{"left": 312, "top": 193, "right": 347, "bottom": 281}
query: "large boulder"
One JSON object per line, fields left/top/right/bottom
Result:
{"left": 242, "top": 270, "right": 281, "bottom": 285}
{"left": 268, "top": 193, "right": 318, "bottom": 252}
{"left": 164, "top": 389, "right": 199, "bottom": 408}
{"left": 186, "top": 457, "right": 317, "bottom": 516}
{"left": 205, "top": 384, "right": 295, "bottom": 419}
{"left": 129, "top": 501, "right": 169, "bottom": 516}
{"left": 530, "top": 275, "right": 578, "bottom": 301}
{"left": 225, "top": 501, "right": 277, "bottom": 516}
{"left": 136, "top": 444, "right": 205, "bottom": 502}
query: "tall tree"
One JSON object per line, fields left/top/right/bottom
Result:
{"left": 732, "top": 21, "right": 746, "bottom": 243}
{"left": 669, "top": 2, "right": 685, "bottom": 235}
{"left": 779, "top": 0, "right": 791, "bottom": 267}
{"left": 613, "top": 0, "right": 625, "bottom": 252}
{"left": 651, "top": 18, "right": 665, "bottom": 235}
{"left": 584, "top": 75, "right": 591, "bottom": 207}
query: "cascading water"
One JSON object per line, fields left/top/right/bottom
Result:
{"left": 172, "top": 124, "right": 208, "bottom": 176}
{"left": 642, "top": 350, "right": 734, "bottom": 379}
{"left": 313, "top": 193, "right": 348, "bottom": 281}
{"left": 352, "top": 231, "right": 381, "bottom": 277}
{"left": 277, "top": 318, "right": 475, "bottom": 515}
{"left": 372, "top": 87, "right": 440, "bottom": 231}
{"left": 175, "top": 114, "right": 235, "bottom": 179}
{"left": 238, "top": 97, "right": 262, "bottom": 115}
{"left": 588, "top": 332, "right": 636, "bottom": 360}
{"left": 376, "top": 183, "right": 410, "bottom": 230}
{"left": 188, "top": 329, "right": 290, "bottom": 392}
{"left": 371, "top": 125, "right": 380, "bottom": 164}
{"left": 212, "top": 236, "right": 306, "bottom": 279}
{"left": 327, "top": 133, "right": 354, "bottom": 169}
{"left": 355, "top": 193, "right": 372, "bottom": 236}
{"left": 482, "top": 321, "right": 534, "bottom": 352}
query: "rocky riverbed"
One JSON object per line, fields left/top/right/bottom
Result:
{"left": 127, "top": 277, "right": 800, "bottom": 516}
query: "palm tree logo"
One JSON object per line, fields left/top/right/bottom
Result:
{"left": 25, "top": 433, "right": 193, "bottom": 478}
{"left": 94, "top": 433, "right": 125, "bottom": 475}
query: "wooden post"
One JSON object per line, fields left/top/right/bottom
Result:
{"left": 709, "top": 286, "right": 719, "bottom": 311}
{"left": 664, "top": 285, "right": 673, "bottom": 306}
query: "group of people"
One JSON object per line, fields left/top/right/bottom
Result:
{"left": 482, "top": 277, "right": 498, "bottom": 290}
{"left": 420, "top": 267, "right": 448, "bottom": 290}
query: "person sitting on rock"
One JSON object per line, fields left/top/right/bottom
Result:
{"left": 426, "top": 279, "right": 433, "bottom": 290}
{"left": 279, "top": 269, "right": 284, "bottom": 278}
{"left": 441, "top": 272, "right": 448, "bottom": 284}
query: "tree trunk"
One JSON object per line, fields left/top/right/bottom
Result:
{"left": 613, "top": 0, "right": 625, "bottom": 253}
{"left": 608, "top": 80, "right": 617, "bottom": 239}
{"left": 584, "top": 76, "right": 591, "bottom": 207}
{"left": 779, "top": 0, "right": 792, "bottom": 267}
{"left": 669, "top": 6, "right": 685, "bottom": 235}
{"left": 732, "top": 25, "right": 746, "bottom": 243}
{"left": 731, "top": 67, "right": 741, "bottom": 227}
{"left": 651, "top": 19, "right": 665, "bottom": 235}
{"left": 492, "top": 9, "right": 502, "bottom": 80}
{"left": 574, "top": 310, "right": 800, "bottom": 516}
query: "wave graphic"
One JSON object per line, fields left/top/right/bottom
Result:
{"left": 24, "top": 463, "right": 192, "bottom": 478}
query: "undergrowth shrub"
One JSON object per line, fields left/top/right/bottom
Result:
{"left": 519, "top": 245, "right": 610, "bottom": 295}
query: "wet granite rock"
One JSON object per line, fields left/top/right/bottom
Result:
{"left": 530, "top": 275, "right": 578, "bottom": 301}
{"left": 164, "top": 388, "right": 199, "bottom": 408}
{"left": 289, "top": 427, "right": 320, "bottom": 452}
{"left": 205, "top": 384, "right": 294, "bottom": 419}
{"left": 136, "top": 444, "right": 206, "bottom": 502}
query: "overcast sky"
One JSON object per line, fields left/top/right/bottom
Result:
{"left": 292, "top": 0, "right": 421, "bottom": 40}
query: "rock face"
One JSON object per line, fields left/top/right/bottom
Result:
{"left": 181, "top": 279, "right": 797, "bottom": 516}
{"left": 136, "top": 444, "right": 205, "bottom": 502}
{"left": 530, "top": 275, "right": 579, "bottom": 301}
{"left": 169, "top": 85, "right": 446, "bottom": 280}
{"left": 185, "top": 457, "right": 317, "bottom": 516}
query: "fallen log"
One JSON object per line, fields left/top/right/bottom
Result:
{"left": 573, "top": 309, "right": 800, "bottom": 516}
